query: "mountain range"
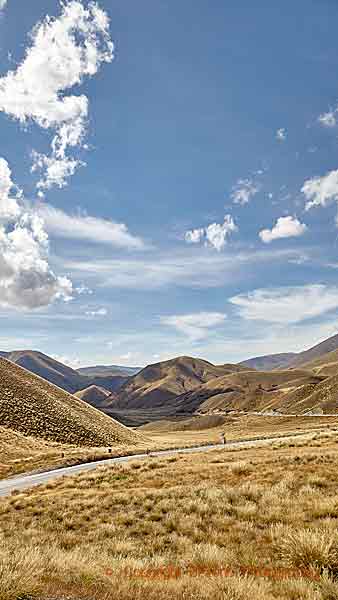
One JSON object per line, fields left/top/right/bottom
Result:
{"left": 2, "top": 331, "right": 338, "bottom": 428}
{"left": 0, "top": 350, "right": 130, "bottom": 395}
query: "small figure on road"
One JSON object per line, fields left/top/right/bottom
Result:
{"left": 220, "top": 432, "right": 226, "bottom": 445}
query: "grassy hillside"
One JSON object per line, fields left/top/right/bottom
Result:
{"left": 112, "top": 356, "right": 251, "bottom": 410}
{"left": 239, "top": 353, "right": 296, "bottom": 371}
{"left": 173, "top": 369, "right": 325, "bottom": 414}
{"left": 292, "top": 348, "right": 338, "bottom": 377}
{"left": 0, "top": 358, "right": 143, "bottom": 447}
{"left": 287, "top": 332, "right": 338, "bottom": 368}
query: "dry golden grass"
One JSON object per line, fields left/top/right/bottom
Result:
{"left": 0, "top": 357, "right": 146, "bottom": 448}
{"left": 2, "top": 414, "right": 338, "bottom": 480}
{"left": 3, "top": 428, "right": 338, "bottom": 598}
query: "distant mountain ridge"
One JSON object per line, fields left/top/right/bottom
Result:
{"left": 0, "top": 350, "right": 129, "bottom": 394}
{"left": 77, "top": 365, "right": 141, "bottom": 378}
{"left": 239, "top": 333, "right": 338, "bottom": 372}
{"left": 239, "top": 353, "right": 297, "bottom": 371}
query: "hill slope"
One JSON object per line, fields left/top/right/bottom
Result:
{"left": 172, "top": 369, "right": 325, "bottom": 415}
{"left": 239, "top": 353, "right": 296, "bottom": 371}
{"left": 74, "top": 385, "right": 114, "bottom": 409}
{"left": 0, "top": 350, "right": 127, "bottom": 394}
{"left": 111, "top": 356, "right": 250, "bottom": 410}
{"left": 0, "top": 358, "right": 143, "bottom": 447}
{"left": 238, "top": 333, "right": 338, "bottom": 372}
{"left": 286, "top": 333, "right": 338, "bottom": 369}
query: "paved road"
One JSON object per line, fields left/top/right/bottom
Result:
{"left": 0, "top": 433, "right": 311, "bottom": 497}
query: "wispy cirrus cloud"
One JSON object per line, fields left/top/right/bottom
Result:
{"left": 59, "top": 247, "right": 307, "bottom": 291}
{"left": 318, "top": 110, "right": 337, "bottom": 128}
{"left": 38, "top": 204, "right": 146, "bottom": 250}
{"left": 160, "top": 312, "right": 227, "bottom": 340}
{"left": 259, "top": 216, "right": 307, "bottom": 244}
{"left": 230, "top": 285, "right": 338, "bottom": 324}
{"left": 0, "top": 1, "right": 113, "bottom": 191}
{"left": 85, "top": 307, "right": 108, "bottom": 317}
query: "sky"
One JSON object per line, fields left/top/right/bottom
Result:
{"left": 1, "top": 0, "right": 338, "bottom": 368}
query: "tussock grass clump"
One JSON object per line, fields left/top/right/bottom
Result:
{"left": 273, "top": 526, "right": 338, "bottom": 575}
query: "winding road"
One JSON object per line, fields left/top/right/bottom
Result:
{"left": 0, "top": 432, "right": 312, "bottom": 497}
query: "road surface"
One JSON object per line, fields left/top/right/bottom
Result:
{"left": 0, "top": 433, "right": 311, "bottom": 497}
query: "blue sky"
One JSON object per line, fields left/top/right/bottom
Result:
{"left": 1, "top": 0, "right": 338, "bottom": 367}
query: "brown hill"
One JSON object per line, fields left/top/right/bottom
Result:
{"left": 172, "top": 369, "right": 325, "bottom": 415}
{"left": 110, "top": 356, "right": 250, "bottom": 410}
{"left": 239, "top": 353, "right": 296, "bottom": 371}
{"left": 0, "top": 350, "right": 127, "bottom": 394}
{"left": 274, "top": 372, "right": 338, "bottom": 414}
{"left": 0, "top": 358, "right": 143, "bottom": 447}
{"left": 286, "top": 333, "right": 338, "bottom": 369}
{"left": 74, "top": 385, "right": 114, "bottom": 409}
{"left": 238, "top": 333, "right": 338, "bottom": 373}
{"left": 290, "top": 348, "right": 338, "bottom": 377}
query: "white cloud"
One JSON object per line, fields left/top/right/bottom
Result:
{"left": 319, "top": 110, "right": 337, "bottom": 128}
{"left": 185, "top": 228, "right": 204, "bottom": 245}
{"left": 160, "top": 312, "right": 227, "bottom": 340}
{"left": 259, "top": 216, "right": 307, "bottom": 243}
{"left": 85, "top": 307, "right": 107, "bottom": 317}
{"left": 0, "top": 1, "right": 113, "bottom": 190}
{"left": 61, "top": 247, "right": 307, "bottom": 291}
{"left": 0, "top": 0, "right": 7, "bottom": 10}
{"left": 276, "top": 128, "right": 286, "bottom": 141}
{"left": 0, "top": 158, "right": 72, "bottom": 310}
{"left": 230, "top": 285, "right": 338, "bottom": 324}
{"left": 51, "top": 354, "right": 81, "bottom": 368}
{"left": 38, "top": 204, "right": 145, "bottom": 250}
{"left": 302, "top": 169, "right": 338, "bottom": 210}
{"left": 231, "top": 179, "right": 259, "bottom": 205}
{"left": 185, "top": 215, "right": 238, "bottom": 251}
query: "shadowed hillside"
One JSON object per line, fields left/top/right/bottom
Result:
{"left": 74, "top": 385, "right": 115, "bottom": 409}
{"left": 0, "top": 358, "right": 144, "bottom": 447}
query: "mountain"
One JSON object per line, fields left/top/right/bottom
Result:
{"left": 287, "top": 333, "right": 338, "bottom": 369}
{"left": 110, "top": 356, "right": 251, "bottom": 410}
{"left": 74, "top": 385, "right": 115, "bottom": 409}
{"left": 172, "top": 369, "right": 324, "bottom": 415}
{"left": 295, "top": 349, "right": 338, "bottom": 377}
{"left": 239, "top": 353, "right": 297, "bottom": 371}
{"left": 77, "top": 365, "right": 141, "bottom": 377}
{"left": 0, "top": 350, "right": 127, "bottom": 394}
{"left": 238, "top": 333, "right": 338, "bottom": 373}
{"left": 0, "top": 357, "right": 143, "bottom": 447}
